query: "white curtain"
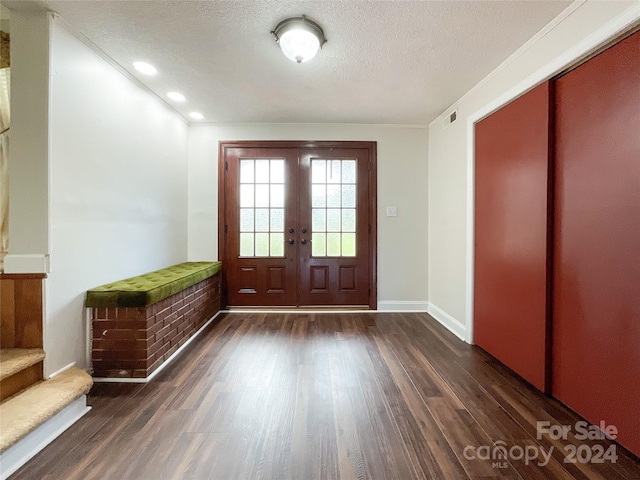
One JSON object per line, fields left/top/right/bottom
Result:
{"left": 0, "top": 67, "right": 9, "bottom": 270}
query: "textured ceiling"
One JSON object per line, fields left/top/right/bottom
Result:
{"left": 9, "top": 0, "right": 571, "bottom": 124}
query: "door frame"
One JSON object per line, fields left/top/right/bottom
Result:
{"left": 218, "top": 140, "right": 377, "bottom": 310}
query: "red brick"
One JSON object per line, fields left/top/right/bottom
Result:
{"left": 93, "top": 359, "right": 141, "bottom": 370}
{"left": 171, "top": 299, "right": 185, "bottom": 313}
{"left": 106, "top": 349, "right": 149, "bottom": 360}
{"left": 156, "top": 306, "right": 171, "bottom": 322}
{"left": 176, "top": 306, "right": 188, "bottom": 318}
{"left": 106, "top": 339, "right": 138, "bottom": 350}
{"left": 94, "top": 368, "right": 133, "bottom": 378}
{"left": 164, "top": 312, "right": 177, "bottom": 327}
{"left": 148, "top": 357, "right": 163, "bottom": 374}
{"left": 149, "top": 338, "right": 163, "bottom": 356}
{"left": 91, "top": 338, "right": 116, "bottom": 350}
{"left": 165, "top": 344, "right": 178, "bottom": 359}
{"left": 155, "top": 324, "right": 171, "bottom": 342}
{"left": 102, "top": 329, "right": 138, "bottom": 340}
{"left": 93, "top": 328, "right": 106, "bottom": 339}
{"left": 92, "top": 349, "right": 106, "bottom": 360}
{"left": 166, "top": 327, "right": 178, "bottom": 343}
{"left": 148, "top": 321, "right": 163, "bottom": 337}
{"left": 93, "top": 319, "right": 117, "bottom": 329}
{"left": 114, "top": 319, "right": 146, "bottom": 330}
{"left": 135, "top": 337, "right": 155, "bottom": 350}
{"left": 144, "top": 315, "right": 157, "bottom": 329}
{"left": 134, "top": 329, "right": 151, "bottom": 340}
{"left": 120, "top": 307, "right": 143, "bottom": 319}
{"left": 157, "top": 343, "right": 170, "bottom": 359}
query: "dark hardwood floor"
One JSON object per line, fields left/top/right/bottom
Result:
{"left": 11, "top": 312, "right": 640, "bottom": 479}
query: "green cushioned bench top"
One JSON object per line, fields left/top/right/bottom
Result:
{"left": 86, "top": 261, "right": 222, "bottom": 308}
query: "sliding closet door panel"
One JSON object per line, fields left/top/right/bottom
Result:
{"left": 474, "top": 82, "right": 551, "bottom": 391}
{"left": 553, "top": 31, "right": 640, "bottom": 456}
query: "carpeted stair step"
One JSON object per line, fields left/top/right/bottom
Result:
{"left": 0, "top": 349, "right": 46, "bottom": 381}
{"left": 0, "top": 349, "right": 46, "bottom": 402}
{"left": 0, "top": 367, "right": 93, "bottom": 454}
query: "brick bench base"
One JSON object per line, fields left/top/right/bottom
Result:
{"left": 91, "top": 274, "right": 220, "bottom": 379}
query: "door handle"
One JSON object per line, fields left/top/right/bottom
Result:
{"left": 300, "top": 239, "right": 308, "bottom": 245}
{"left": 287, "top": 238, "right": 295, "bottom": 245}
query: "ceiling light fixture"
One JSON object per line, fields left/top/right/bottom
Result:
{"left": 133, "top": 61, "right": 158, "bottom": 75}
{"left": 189, "top": 112, "right": 204, "bottom": 120}
{"left": 167, "top": 92, "right": 186, "bottom": 102}
{"left": 271, "top": 15, "right": 327, "bottom": 64}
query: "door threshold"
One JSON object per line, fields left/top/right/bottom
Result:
{"left": 224, "top": 306, "right": 371, "bottom": 313}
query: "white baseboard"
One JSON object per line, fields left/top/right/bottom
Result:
{"left": 377, "top": 301, "right": 429, "bottom": 312}
{"left": 0, "top": 396, "right": 90, "bottom": 480}
{"left": 93, "top": 310, "right": 222, "bottom": 384}
{"left": 426, "top": 302, "right": 467, "bottom": 341}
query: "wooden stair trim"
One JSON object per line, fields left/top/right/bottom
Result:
{"left": 0, "top": 273, "right": 47, "bottom": 279}
{"left": 0, "top": 367, "right": 93, "bottom": 453}
{"left": 0, "top": 348, "right": 46, "bottom": 381}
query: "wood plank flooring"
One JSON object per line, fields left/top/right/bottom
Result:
{"left": 11, "top": 312, "right": 640, "bottom": 479}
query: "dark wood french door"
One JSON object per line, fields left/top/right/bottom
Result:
{"left": 220, "top": 142, "right": 376, "bottom": 308}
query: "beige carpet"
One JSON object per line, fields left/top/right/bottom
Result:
{"left": 0, "top": 367, "right": 93, "bottom": 453}
{"left": 0, "top": 349, "right": 46, "bottom": 381}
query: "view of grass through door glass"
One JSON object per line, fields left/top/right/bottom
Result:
{"left": 311, "top": 159, "right": 357, "bottom": 257}
{"left": 239, "top": 159, "right": 285, "bottom": 257}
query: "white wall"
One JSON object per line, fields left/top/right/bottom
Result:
{"left": 188, "top": 124, "right": 429, "bottom": 309}
{"left": 5, "top": 11, "right": 50, "bottom": 273}
{"left": 427, "top": 0, "right": 640, "bottom": 341}
{"left": 46, "top": 22, "right": 189, "bottom": 375}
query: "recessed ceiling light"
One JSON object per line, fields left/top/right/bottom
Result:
{"left": 189, "top": 112, "right": 204, "bottom": 120}
{"left": 167, "top": 92, "right": 186, "bottom": 102}
{"left": 133, "top": 61, "right": 158, "bottom": 75}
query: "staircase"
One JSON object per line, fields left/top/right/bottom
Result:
{"left": 0, "top": 275, "right": 93, "bottom": 479}
{"left": 0, "top": 350, "right": 92, "bottom": 479}
{"left": 0, "top": 349, "right": 45, "bottom": 402}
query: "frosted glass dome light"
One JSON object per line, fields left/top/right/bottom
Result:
{"left": 279, "top": 29, "right": 320, "bottom": 63}
{"left": 271, "top": 16, "right": 327, "bottom": 64}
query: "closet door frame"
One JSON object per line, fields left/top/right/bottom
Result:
{"left": 464, "top": 20, "right": 640, "bottom": 345}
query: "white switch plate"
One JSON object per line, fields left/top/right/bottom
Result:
{"left": 386, "top": 206, "right": 398, "bottom": 217}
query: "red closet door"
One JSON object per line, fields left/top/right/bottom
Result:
{"left": 474, "top": 82, "right": 551, "bottom": 391}
{"left": 553, "top": 30, "right": 640, "bottom": 456}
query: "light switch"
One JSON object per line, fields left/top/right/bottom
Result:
{"left": 386, "top": 206, "right": 398, "bottom": 217}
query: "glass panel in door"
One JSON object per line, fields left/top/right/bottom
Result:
{"left": 310, "top": 159, "right": 357, "bottom": 257}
